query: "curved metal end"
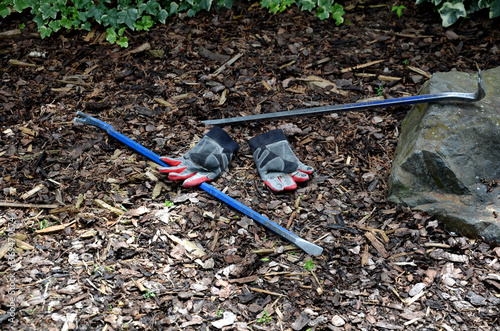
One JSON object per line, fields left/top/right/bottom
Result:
{"left": 475, "top": 70, "right": 487, "bottom": 101}
{"left": 73, "top": 111, "right": 89, "bottom": 125}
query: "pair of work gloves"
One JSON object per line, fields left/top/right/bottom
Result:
{"left": 159, "top": 126, "right": 314, "bottom": 192}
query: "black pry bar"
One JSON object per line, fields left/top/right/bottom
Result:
{"left": 202, "top": 70, "right": 486, "bottom": 126}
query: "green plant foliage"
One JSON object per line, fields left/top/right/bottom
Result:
{"left": 391, "top": 4, "right": 407, "bottom": 17}
{"left": 416, "top": 0, "right": 499, "bottom": 27}
{"left": 0, "top": 0, "right": 345, "bottom": 47}
{"left": 303, "top": 258, "right": 315, "bottom": 271}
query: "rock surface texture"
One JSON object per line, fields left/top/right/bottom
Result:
{"left": 388, "top": 67, "right": 500, "bottom": 242}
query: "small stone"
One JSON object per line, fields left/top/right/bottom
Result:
{"left": 466, "top": 291, "right": 487, "bottom": 306}
{"left": 292, "top": 312, "right": 310, "bottom": 330}
{"left": 408, "top": 282, "right": 426, "bottom": 296}
{"left": 211, "top": 312, "right": 236, "bottom": 329}
{"left": 452, "top": 300, "right": 474, "bottom": 311}
{"left": 445, "top": 30, "right": 460, "bottom": 40}
{"left": 332, "top": 315, "right": 346, "bottom": 326}
{"left": 411, "top": 75, "right": 423, "bottom": 84}
{"left": 178, "top": 291, "right": 193, "bottom": 299}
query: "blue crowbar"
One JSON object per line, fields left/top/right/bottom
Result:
{"left": 74, "top": 111, "right": 323, "bottom": 256}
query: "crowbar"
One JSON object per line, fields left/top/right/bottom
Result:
{"left": 202, "top": 70, "right": 486, "bottom": 126}
{"left": 74, "top": 111, "right": 323, "bottom": 256}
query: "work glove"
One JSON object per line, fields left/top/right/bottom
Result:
{"left": 248, "top": 129, "right": 314, "bottom": 192}
{"left": 159, "top": 126, "right": 239, "bottom": 187}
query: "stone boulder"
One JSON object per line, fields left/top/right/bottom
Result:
{"left": 388, "top": 67, "right": 500, "bottom": 242}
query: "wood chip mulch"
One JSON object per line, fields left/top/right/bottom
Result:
{"left": 1, "top": 1, "right": 499, "bottom": 330}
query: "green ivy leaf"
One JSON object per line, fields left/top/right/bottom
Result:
{"left": 145, "top": 0, "right": 161, "bottom": 15}
{"left": 33, "top": 13, "right": 45, "bottom": 28}
{"left": 318, "top": 0, "right": 333, "bottom": 9}
{"left": 198, "top": 0, "right": 213, "bottom": 11}
{"left": 331, "top": 3, "right": 344, "bottom": 25}
{"left": 135, "top": 15, "right": 154, "bottom": 31}
{"left": 117, "top": 36, "right": 129, "bottom": 47}
{"left": 106, "top": 27, "right": 118, "bottom": 44}
{"left": 300, "top": 0, "right": 316, "bottom": 11}
{"left": 178, "top": 2, "right": 191, "bottom": 12}
{"left": 490, "top": 0, "right": 500, "bottom": 18}
{"left": 169, "top": 2, "right": 179, "bottom": 16}
{"left": 39, "top": 25, "right": 52, "bottom": 38}
{"left": 48, "top": 19, "right": 61, "bottom": 32}
{"left": 217, "top": 0, "right": 234, "bottom": 9}
{"left": 88, "top": 6, "right": 104, "bottom": 24}
{"left": 0, "top": 7, "right": 11, "bottom": 18}
{"left": 14, "top": 0, "right": 30, "bottom": 12}
{"left": 316, "top": 6, "right": 330, "bottom": 20}
{"left": 75, "top": 0, "right": 92, "bottom": 10}
{"left": 438, "top": 1, "right": 466, "bottom": 27}
{"left": 102, "top": 9, "right": 119, "bottom": 27}
{"left": 40, "top": 3, "right": 57, "bottom": 20}
{"left": 60, "top": 16, "right": 74, "bottom": 29}
{"left": 157, "top": 8, "right": 168, "bottom": 22}
{"left": 81, "top": 21, "right": 92, "bottom": 31}
{"left": 118, "top": 8, "right": 139, "bottom": 30}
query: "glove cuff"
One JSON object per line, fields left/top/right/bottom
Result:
{"left": 248, "top": 129, "right": 287, "bottom": 152}
{"left": 206, "top": 126, "right": 240, "bottom": 153}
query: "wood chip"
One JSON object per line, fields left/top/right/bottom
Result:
{"left": 95, "top": 199, "right": 125, "bottom": 215}
{"left": 365, "top": 232, "right": 388, "bottom": 258}
{"left": 228, "top": 275, "right": 259, "bottom": 284}
{"left": 35, "top": 221, "right": 76, "bottom": 234}
{"left": 154, "top": 97, "right": 175, "bottom": 108}
{"left": 0, "top": 29, "right": 21, "bottom": 40}
{"left": 129, "top": 42, "right": 151, "bottom": 54}
{"left": 20, "top": 184, "right": 45, "bottom": 200}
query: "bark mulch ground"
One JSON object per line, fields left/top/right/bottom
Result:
{"left": 1, "top": 1, "right": 500, "bottom": 330}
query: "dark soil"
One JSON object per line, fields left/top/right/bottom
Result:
{"left": 1, "top": 1, "right": 500, "bottom": 330}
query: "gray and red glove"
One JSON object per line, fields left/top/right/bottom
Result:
{"left": 249, "top": 129, "right": 314, "bottom": 192}
{"left": 159, "top": 126, "right": 239, "bottom": 187}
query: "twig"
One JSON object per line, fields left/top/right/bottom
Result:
{"left": 407, "top": 65, "right": 432, "bottom": 79}
{"left": 210, "top": 230, "right": 219, "bottom": 251}
{"left": 55, "top": 79, "right": 91, "bottom": 88}
{"left": 0, "top": 201, "right": 59, "bottom": 209}
{"left": 313, "top": 233, "right": 330, "bottom": 243}
{"left": 35, "top": 221, "right": 76, "bottom": 234}
{"left": 249, "top": 287, "right": 286, "bottom": 297}
{"left": 358, "top": 207, "right": 376, "bottom": 225}
{"left": 341, "top": 60, "right": 384, "bottom": 73}
{"left": 310, "top": 270, "right": 324, "bottom": 295}
{"left": 305, "top": 57, "right": 330, "bottom": 69}
{"left": 286, "top": 211, "right": 296, "bottom": 229}
{"left": 250, "top": 245, "right": 298, "bottom": 254}
{"left": 211, "top": 53, "right": 243, "bottom": 76}
{"left": 279, "top": 60, "right": 295, "bottom": 70}
{"left": 8, "top": 59, "right": 36, "bottom": 67}
{"left": 404, "top": 290, "right": 426, "bottom": 305}
{"left": 423, "top": 242, "right": 451, "bottom": 248}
